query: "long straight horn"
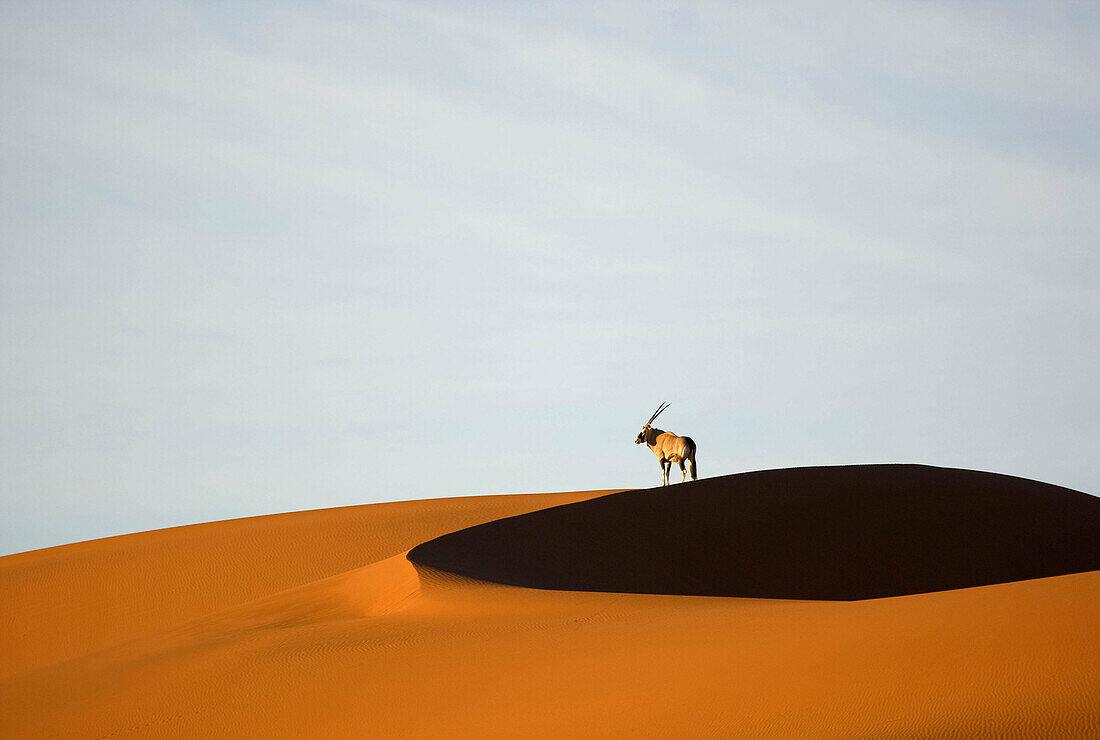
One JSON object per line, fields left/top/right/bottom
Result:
{"left": 647, "top": 401, "right": 670, "bottom": 425}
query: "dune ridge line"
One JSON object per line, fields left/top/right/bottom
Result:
{"left": 408, "top": 464, "right": 1100, "bottom": 600}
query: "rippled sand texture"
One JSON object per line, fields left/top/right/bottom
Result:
{"left": 2, "top": 469, "right": 1098, "bottom": 738}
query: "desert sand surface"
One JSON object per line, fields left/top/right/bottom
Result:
{"left": 2, "top": 466, "right": 1098, "bottom": 738}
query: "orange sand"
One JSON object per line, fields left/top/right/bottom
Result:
{"left": 2, "top": 489, "right": 1098, "bottom": 738}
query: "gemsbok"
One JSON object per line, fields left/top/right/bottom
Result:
{"left": 634, "top": 402, "right": 698, "bottom": 486}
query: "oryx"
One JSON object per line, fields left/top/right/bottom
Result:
{"left": 634, "top": 402, "right": 698, "bottom": 486}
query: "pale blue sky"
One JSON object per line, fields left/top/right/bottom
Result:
{"left": 2, "top": 1, "right": 1098, "bottom": 555}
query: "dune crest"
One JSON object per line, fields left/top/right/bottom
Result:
{"left": 193, "top": 552, "right": 424, "bottom": 637}
{"left": 336, "top": 553, "right": 423, "bottom": 616}
{"left": 410, "top": 464, "right": 1100, "bottom": 600}
{"left": 0, "top": 489, "right": 615, "bottom": 678}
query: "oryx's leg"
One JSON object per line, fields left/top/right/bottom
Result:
{"left": 660, "top": 459, "right": 670, "bottom": 486}
{"left": 678, "top": 460, "right": 687, "bottom": 483}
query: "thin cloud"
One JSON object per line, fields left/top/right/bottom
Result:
{"left": 1, "top": 1, "right": 1097, "bottom": 554}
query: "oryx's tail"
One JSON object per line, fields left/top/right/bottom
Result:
{"left": 685, "top": 437, "right": 698, "bottom": 481}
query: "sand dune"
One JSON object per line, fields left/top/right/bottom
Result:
{"left": 1, "top": 468, "right": 1097, "bottom": 737}
{"left": 0, "top": 489, "right": 614, "bottom": 678}
{"left": 410, "top": 465, "right": 1100, "bottom": 599}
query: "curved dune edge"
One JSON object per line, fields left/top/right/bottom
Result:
{"left": 409, "top": 465, "right": 1100, "bottom": 600}
{"left": 0, "top": 488, "right": 617, "bottom": 678}
{"left": 1, "top": 482, "right": 1098, "bottom": 738}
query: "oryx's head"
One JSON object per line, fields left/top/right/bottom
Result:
{"left": 635, "top": 402, "right": 670, "bottom": 444}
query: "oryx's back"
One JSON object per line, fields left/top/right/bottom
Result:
{"left": 655, "top": 431, "right": 694, "bottom": 461}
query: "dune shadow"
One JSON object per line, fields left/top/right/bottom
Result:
{"left": 408, "top": 465, "right": 1100, "bottom": 600}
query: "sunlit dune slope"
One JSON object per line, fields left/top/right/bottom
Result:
{"left": 1, "top": 468, "right": 1098, "bottom": 738}
{"left": 0, "top": 489, "right": 615, "bottom": 677}
{"left": 409, "top": 464, "right": 1100, "bottom": 599}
